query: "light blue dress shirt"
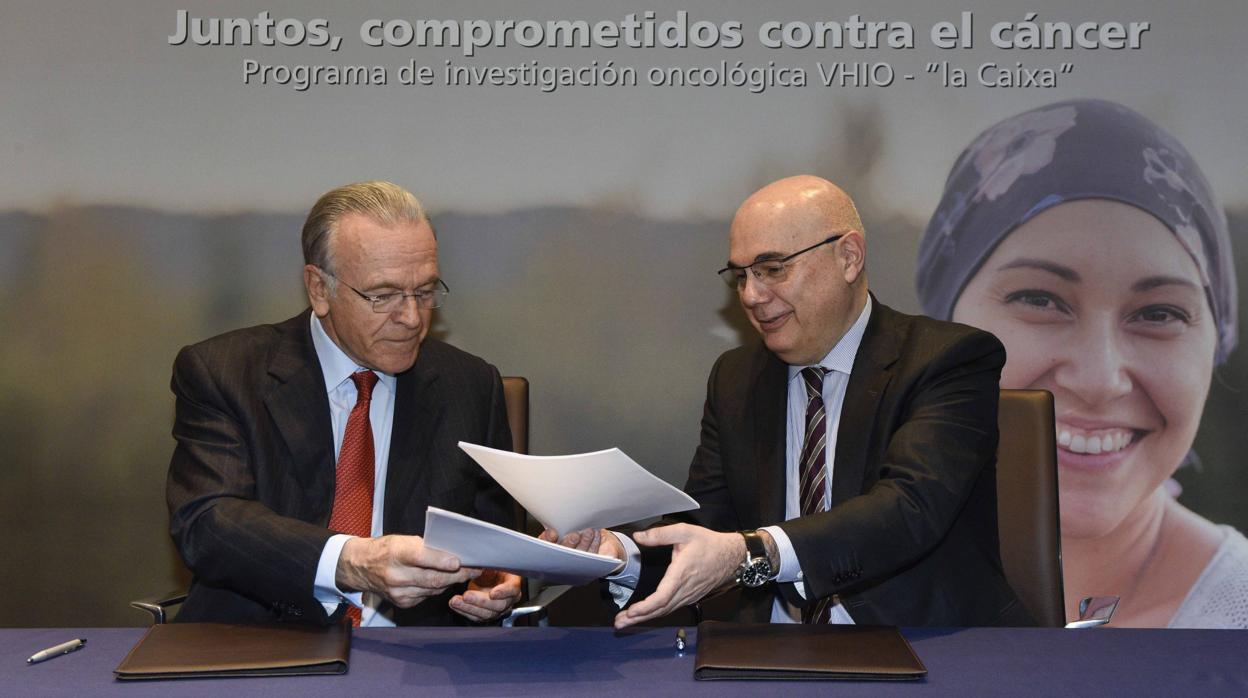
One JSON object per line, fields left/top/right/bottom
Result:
{"left": 308, "top": 313, "right": 398, "bottom": 627}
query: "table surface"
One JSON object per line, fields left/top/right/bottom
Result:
{"left": 3, "top": 625, "right": 1246, "bottom": 697}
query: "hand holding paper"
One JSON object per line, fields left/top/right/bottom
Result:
{"left": 420, "top": 443, "right": 698, "bottom": 584}
{"left": 449, "top": 569, "right": 523, "bottom": 622}
{"left": 335, "top": 534, "right": 478, "bottom": 609}
{"left": 539, "top": 526, "right": 627, "bottom": 563}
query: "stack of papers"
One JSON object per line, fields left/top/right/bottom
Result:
{"left": 424, "top": 507, "right": 623, "bottom": 585}
{"left": 421, "top": 443, "right": 699, "bottom": 584}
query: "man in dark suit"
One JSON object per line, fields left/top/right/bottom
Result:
{"left": 561, "top": 175, "right": 1026, "bottom": 627}
{"left": 167, "top": 181, "right": 520, "bottom": 626}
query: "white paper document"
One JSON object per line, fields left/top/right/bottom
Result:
{"left": 423, "top": 507, "right": 623, "bottom": 585}
{"left": 458, "top": 441, "right": 699, "bottom": 533}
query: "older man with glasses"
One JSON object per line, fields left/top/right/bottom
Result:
{"left": 557, "top": 175, "right": 1031, "bottom": 628}
{"left": 167, "top": 181, "right": 521, "bottom": 627}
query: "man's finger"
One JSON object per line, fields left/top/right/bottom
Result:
{"left": 451, "top": 588, "right": 518, "bottom": 620}
{"left": 618, "top": 573, "right": 682, "bottom": 627}
{"left": 488, "top": 574, "right": 523, "bottom": 600}
{"left": 469, "top": 571, "right": 522, "bottom": 599}
{"left": 449, "top": 595, "right": 497, "bottom": 621}
{"left": 633, "top": 524, "right": 688, "bottom": 547}
{"left": 394, "top": 566, "right": 475, "bottom": 592}
{"left": 393, "top": 538, "right": 462, "bottom": 572}
{"left": 416, "top": 549, "right": 463, "bottom": 572}
{"left": 616, "top": 596, "right": 674, "bottom": 629}
{"left": 461, "top": 589, "right": 497, "bottom": 607}
{"left": 491, "top": 585, "right": 522, "bottom": 600}
{"left": 388, "top": 585, "right": 444, "bottom": 608}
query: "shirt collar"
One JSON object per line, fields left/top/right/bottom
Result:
{"left": 788, "top": 295, "right": 873, "bottom": 382}
{"left": 309, "top": 313, "right": 397, "bottom": 394}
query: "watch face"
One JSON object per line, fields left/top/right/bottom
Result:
{"left": 739, "top": 559, "right": 773, "bottom": 588}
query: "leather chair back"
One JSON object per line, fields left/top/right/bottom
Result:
{"left": 996, "top": 389, "right": 1065, "bottom": 627}
{"left": 502, "top": 377, "right": 529, "bottom": 455}
{"left": 501, "top": 376, "right": 533, "bottom": 537}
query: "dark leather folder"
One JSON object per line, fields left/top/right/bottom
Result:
{"left": 694, "top": 622, "right": 926, "bottom": 681}
{"left": 114, "top": 622, "right": 350, "bottom": 680}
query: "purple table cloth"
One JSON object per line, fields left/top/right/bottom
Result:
{"left": 3, "top": 625, "right": 1245, "bottom": 697}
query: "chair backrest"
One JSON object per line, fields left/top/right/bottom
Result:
{"left": 502, "top": 376, "right": 529, "bottom": 455}
{"left": 501, "top": 376, "right": 535, "bottom": 539}
{"left": 996, "top": 388, "right": 1065, "bottom": 627}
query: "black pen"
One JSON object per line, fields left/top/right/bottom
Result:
{"left": 675, "top": 628, "right": 687, "bottom": 651}
{"left": 27, "top": 638, "right": 86, "bottom": 664}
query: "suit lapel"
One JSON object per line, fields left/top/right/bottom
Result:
{"left": 264, "top": 311, "right": 336, "bottom": 521}
{"left": 751, "top": 348, "right": 788, "bottom": 527}
{"left": 830, "top": 300, "right": 902, "bottom": 507}
{"left": 383, "top": 348, "right": 444, "bottom": 533}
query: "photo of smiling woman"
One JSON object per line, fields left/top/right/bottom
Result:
{"left": 916, "top": 99, "right": 1245, "bottom": 628}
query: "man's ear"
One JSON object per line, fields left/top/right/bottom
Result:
{"left": 304, "top": 265, "right": 331, "bottom": 316}
{"left": 839, "top": 230, "right": 866, "bottom": 284}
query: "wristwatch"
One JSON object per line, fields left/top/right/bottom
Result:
{"left": 735, "top": 530, "right": 775, "bottom": 588}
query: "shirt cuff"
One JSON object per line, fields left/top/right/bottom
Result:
{"left": 605, "top": 531, "right": 641, "bottom": 607}
{"left": 314, "top": 534, "right": 365, "bottom": 614}
{"left": 760, "top": 525, "right": 806, "bottom": 599}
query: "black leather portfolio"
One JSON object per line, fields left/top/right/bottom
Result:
{"left": 694, "top": 621, "right": 927, "bottom": 681}
{"left": 114, "top": 622, "right": 350, "bottom": 680}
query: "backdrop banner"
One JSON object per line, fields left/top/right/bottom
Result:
{"left": 1, "top": 0, "right": 1243, "bottom": 628}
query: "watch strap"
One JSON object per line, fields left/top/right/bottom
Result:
{"left": 741, "top": 530, "right": 767, "bottom": 562}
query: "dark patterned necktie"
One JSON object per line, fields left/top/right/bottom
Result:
{"left": 328, "top": 370, "right": 379, "bottom": 627}
{"left": 798, "top": 366, "right": 834, "bottom": 624}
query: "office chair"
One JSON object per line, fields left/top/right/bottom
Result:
{"left": 996, "top": 389, "right": 1065, "bottom": 627}
{"left": 996, "top": 388, "right": 1117, "bottom": 628}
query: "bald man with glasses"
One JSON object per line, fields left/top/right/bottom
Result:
{"left": 556, "top": 176, "right": 1031, "bottom": 628}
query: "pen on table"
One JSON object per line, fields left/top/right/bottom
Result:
{"left": 675, "top": 628, "right": 687, "bottom": 651}
{"left": 27, "top": 639, "right": 86, "bottom": 665}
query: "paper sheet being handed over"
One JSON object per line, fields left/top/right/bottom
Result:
{"left": 457, "top": 441, "right": 699, "bottom": 533}
{"left": 423, "top": 507, "right": 623, "bottom": 585}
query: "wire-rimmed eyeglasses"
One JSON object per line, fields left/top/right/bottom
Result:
{"left": 716, "top": 233, "right": 845, "bottom": 289}
{"left": 321, "top": 269, "right": 450, "bottom": 312}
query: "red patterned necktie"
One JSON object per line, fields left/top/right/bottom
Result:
{"left": 328, "top": 370, "right": 379, "bottom": 627}
{"left": 797, "top": 366, "right": 834, "bottom": 624}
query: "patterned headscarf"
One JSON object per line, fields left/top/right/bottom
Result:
{"left": 917, "top": 98, "right": 1236, "bottom": 364}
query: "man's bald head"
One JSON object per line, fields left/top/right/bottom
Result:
{"left": 731, "top": 175, "right": 865, "bottom": 247}
{"left": 726, "top": 175, "right": 869, "bottom": 365}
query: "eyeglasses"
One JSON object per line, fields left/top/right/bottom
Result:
{"left": 321, "top": 270, "right": 450, "bottom": 312}
{"left": 716, "top": 234, "right": 845, "bottom": 289}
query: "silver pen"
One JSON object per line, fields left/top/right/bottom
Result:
{"left": 27, "top": 638, "right": 86, "bottom": 664}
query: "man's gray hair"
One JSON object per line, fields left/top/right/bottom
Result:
{"left": 301, "top": 181, "right": 427, "bottom": 279}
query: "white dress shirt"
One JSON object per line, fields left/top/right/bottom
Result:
{"left": 308, "top": 313, "right": 399, "bottom": 626}
{"left": 610, "top": 297, "right": 873, "bottom": 625}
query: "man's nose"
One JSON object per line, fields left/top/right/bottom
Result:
{"left": 739, "top": 272, "right": 772, "bottom": 307}
{"left": 390, "top": 295, "right": 425, "bottom": 328}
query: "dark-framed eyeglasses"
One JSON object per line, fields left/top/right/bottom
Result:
{"left": 716, "top": 233, "right": 845, "bottom": 289}
{"left": 320, "top": 269, "right": 450, "bottom": 312}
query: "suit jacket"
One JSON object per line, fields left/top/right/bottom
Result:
{"left": 166, "top": 310, "right": 514, "bottom": 626}
{"left": 637, "top": 299, "right": 1029, "bottom": 627}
